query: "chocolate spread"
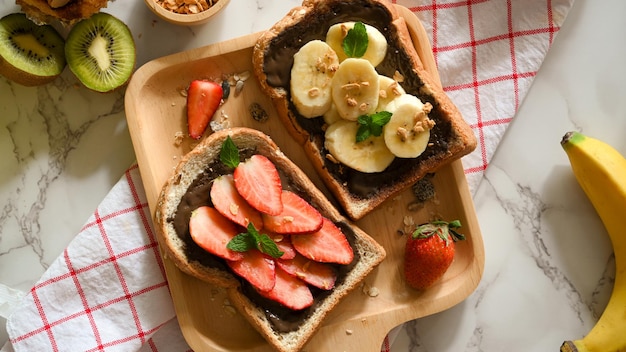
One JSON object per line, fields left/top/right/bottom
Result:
{"left": 170, "top": 149, "right": 359, "bottom": 333}
{"left": 262, "top": 0, "right": 455, "bottom": 199}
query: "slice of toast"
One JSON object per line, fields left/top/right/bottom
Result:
{"left": 155, "top": 127, "right": 386, "bottom": 352}
{"left": 16, "top": 0, "right": 109, "bottom": 25}
{"left": 252, "top": 0, "right": 477, "bottom": 220}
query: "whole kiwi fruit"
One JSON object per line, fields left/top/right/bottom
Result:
{"left": 65, "top": 12, "right": 136, "bottom": 93}
{"left": 0, "top": 13, "right": 66, "bottom": 86}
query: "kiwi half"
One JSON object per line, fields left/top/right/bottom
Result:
{"left": 65, "top": 12, "right": 136, "bottom": 93}
{"left": 0, "top": 13, "right": 66, "bottom": 86}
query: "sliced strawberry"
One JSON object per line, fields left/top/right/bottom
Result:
{"left": 262, "top": 191, "right": 323, "bottom": 234}
{"left": 233, "top": 154, "right": 283, "bottom": 215}
{"left": 211, "top": 174, "right": 264, "bottom": 230}
{"left": 291, "top": 217, "right": 354, "bottom": 265}
{"left": 267, "top": 232, "right": 296, "bottom": 260}
{"left": 189, "top": 206, "right": 243, "bottom": 261}
{"left": 277, "top": 253, "right": 337, "bottom": 290}
{"left": 227, "top": 249, "right": 276, "bottom": 292}
{"left": 186, "top": 80, "right": 223, "bottom": 140}
{"left": 257, "top": 265, "right": 313, "bottom": 310}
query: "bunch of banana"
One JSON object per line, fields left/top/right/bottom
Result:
{"left": 289, "top": 21, "right": 434, "bottom": 173}
{"left": 560, "top": 131, "right": 626, "bottom": 352}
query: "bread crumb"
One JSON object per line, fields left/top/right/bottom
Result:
{"left": 361, "top": 282, "right": 380, "bottom": 297}
{"left": 174, "top": 131, "right": 185, "bottom": 146}
{"left": 345, "top": 329, "right": 353, "bottom": 335}
{"left": 223, "top": 298, "right": 237, "bottom": 315}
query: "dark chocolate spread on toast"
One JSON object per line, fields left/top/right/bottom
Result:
{"left": 170, "top": 148, "right": 359, "bottom": 333}
{"left": 261, "top": 0, "right": 456, "bottom": 199}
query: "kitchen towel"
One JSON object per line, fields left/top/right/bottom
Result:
{"left": 3, "top": 1, "right": 575, "bottom": 351}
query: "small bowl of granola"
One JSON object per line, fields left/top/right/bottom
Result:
{"left": 145, "top": 0, "right": 230, "bottom": 26}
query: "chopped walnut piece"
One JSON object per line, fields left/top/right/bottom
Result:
{"left": 342, "top": 82, "right": 360, "bottom": 91}
{"left": 393, "top": 70, "right": 405, "bottom": 83}
{"left": 326, "top": 153, "right": 340, "bottom": 164}
{"left": 396, "top": 127, "right": 409, "bottom": 142}
{"left": 308, "top": 87, "right": 320, "bottom": 97}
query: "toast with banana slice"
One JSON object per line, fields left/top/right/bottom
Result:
{"left": 155, "top": 127, "right": 386, "bottom": 352}
{"left": 253, "top": 0, "right": 476, "bottom": 220}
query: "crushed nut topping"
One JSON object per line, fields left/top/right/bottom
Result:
{"left": 393, "top": 70, "right": 405, "bottom": 83}
{"left": 326, "top": 153, "right": 340, "bottom": 164}
{"left": 229, "top": 203, "right": 239, "bottom": 216}
{"left": 342, "top": 82, "right": 361, "bottom": 91}
{"left": 308, "top": 87, "right": 320, "bottom": 97}
{"left": 156, "top": 0, "right": 218, "bottom": 15}
{"left": 397, "top": 127, "right": 409, "bottom": 142}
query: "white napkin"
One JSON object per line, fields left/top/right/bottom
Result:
{"left": 4, "top": 1, "right": 575, "bottom": 351}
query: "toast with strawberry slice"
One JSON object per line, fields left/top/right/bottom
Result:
{"left": 154, "top": 127, "right": 385, "bottom": 352}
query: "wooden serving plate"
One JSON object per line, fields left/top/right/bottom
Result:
{"left": 125, "top": 5, "right": 484, "bottom": 351}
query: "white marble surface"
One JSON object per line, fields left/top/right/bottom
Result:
{"left": 1, "top": 0, "right": 625, "bottom": 350}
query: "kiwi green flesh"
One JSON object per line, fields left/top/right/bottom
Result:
{"left": 0, "top": 13, "right": 66, "bottom": 86}
{"left": 65, "top": 13, "right": 136, "bottom": 93}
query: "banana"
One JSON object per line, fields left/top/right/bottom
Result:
{"left": 377, "top": 75, "right": 406, "bottom": 111}
{"left": 323, "top": 103, "right": 342, "bottom": 126}
{"left": 383, "top": 94, "right": 433, "bottom": 158}
{"left": 331, "top": 58, "right": 380, "bottom": 121}
{"left": 290, "top": 40, "right": 339, "bottom": 118}
{"left": 560, "top": 131, "right": 626, "bottom": 352}
{"left": 324, "top": 119, "right": 395, "bottom": 173}
{"left": 325, "top": 21, "right": 388, "bottom": 66}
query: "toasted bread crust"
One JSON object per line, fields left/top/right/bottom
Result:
{"left": 16, "top": 0, "right": 109, "bottom": 25}
{"left": 253, "top": 0, "right": 477, "bottom": 220}
{"left": 155, "top": 127, "right": 386, "bottom": 352}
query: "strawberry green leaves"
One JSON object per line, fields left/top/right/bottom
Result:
{"left": 343, "top": 21, "right": 368, "bottom": 58}
{"left": 412, "top": 219, "right": 465, "bottom": 245}
{"left": 356, "top": 111, "right": 392, "bottom": 142}
{"left": 227, "top": 224, "right": 285, "bottom": 259}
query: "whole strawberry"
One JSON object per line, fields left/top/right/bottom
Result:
{"left": 403, "top": 220, "right": 465, "bottom": 290}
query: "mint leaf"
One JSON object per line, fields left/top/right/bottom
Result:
{"left": 356, "top": 111, "right": 392, "bottom": 142}
{"left": 343, "top": 22, "right": 368, "bottom": 58}
{"left": 227, "top": 232, "right": 255, "bottom": 252}
{"left": 220, "top": 136, "right": 240, "bottom": 168}
{"left": 227, "top": 223, "right": 284, "bottom": 258}
{"left": 259, "top": 234, "right": 284, "bottom": 258}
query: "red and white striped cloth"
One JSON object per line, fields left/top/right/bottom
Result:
{"left": 4, "top": 1, "right": 574, "bottom": 351}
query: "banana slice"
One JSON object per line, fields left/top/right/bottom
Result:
{"left": 326, "top": 21, "right": 388, "bottom": 67}
{"left": 290, "top": 40, "right": 339, "bottom": 118}
{"left": 377, "top": 75, "right": 405, "bottom": 111}
{"left": 325, "top": 120, "right": 395, "bottom": 173}
{"left": 323, "top": 104, "right": 342, "bottom": 126}
{"left": 383, "top": 94, "right": 434, "bottom": 158}
{"left": 331, "top": 58, "right": 380, "bottom": 121}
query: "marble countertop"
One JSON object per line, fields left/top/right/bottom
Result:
{"left": 2, "top": 0, "right": 626, "bottom": 350}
